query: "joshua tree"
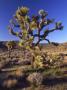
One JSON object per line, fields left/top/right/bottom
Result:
{"left": 6, "top": 41, "right": 16, "bottom": 58}
{"left": 8, "top": 6, "right": 63, "bottom": 68}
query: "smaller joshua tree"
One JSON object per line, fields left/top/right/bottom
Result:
{"left": 8, "top": 6, "right": 63, "bottom": 68}
{"left": 6, "top": 41, "right": 16, "bottom": 58}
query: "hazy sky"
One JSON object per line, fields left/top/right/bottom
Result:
{"left": 0, "top": 0, "right": 67, "bottom": 43}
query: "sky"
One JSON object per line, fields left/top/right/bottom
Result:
{"left": 0, "top": 0, "right": 67, "bottom": 43}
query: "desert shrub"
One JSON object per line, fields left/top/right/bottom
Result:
{"left": 27, "top": 72, "right": 44, "bottom": 86}
{"left": 49, "top": 54, "right": 63, "bottom": 67}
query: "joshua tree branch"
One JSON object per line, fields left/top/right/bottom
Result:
{"left": 8, "top": 27, "right": 22, "bottom": 39}
{"left": 45, "top": 39, "right": 51, "bottom": 44}
{"left": 10, "top": 19, "right": 20, "bottom": 28}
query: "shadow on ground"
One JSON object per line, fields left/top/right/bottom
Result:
{"left": 0, "top": 76, "right": 67, "bottom": 90}
{"left": 43, "top": 77, "right": 67, "bottom": 86}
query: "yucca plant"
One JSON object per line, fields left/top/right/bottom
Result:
{"left": 8, "top": 6, "right": 63, "bottom": 68}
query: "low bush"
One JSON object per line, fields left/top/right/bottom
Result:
{"left": 27, "top": 72, "right": 44, "bottom": 86}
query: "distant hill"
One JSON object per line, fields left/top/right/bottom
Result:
{"left": 0, "top": 41, "right": 7, "bottom": 49}
{"left": 0, "top": 41, "right": 67, "bottom": 53}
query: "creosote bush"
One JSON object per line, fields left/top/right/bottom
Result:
{"left": 8, "top": 6, "right": 63, "bottom": 68}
